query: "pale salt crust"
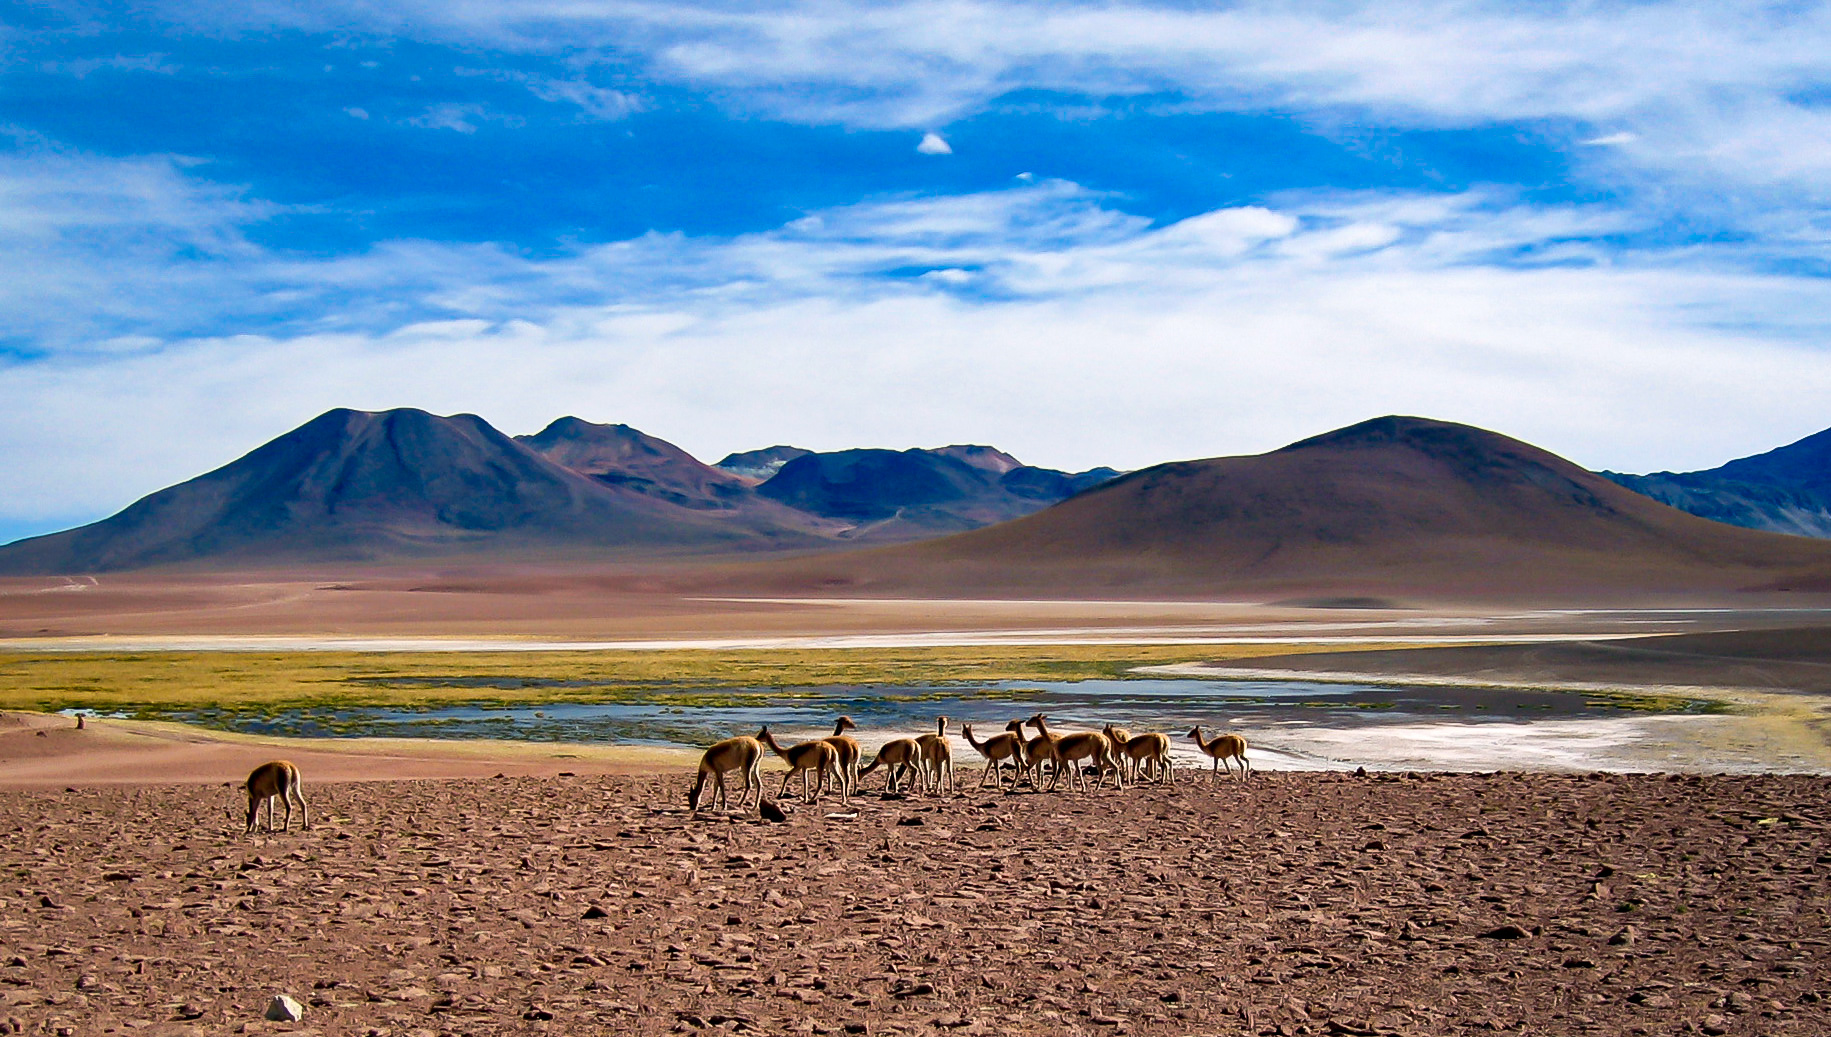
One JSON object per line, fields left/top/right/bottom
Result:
{"left": 765, "top": 713, "right": 1831, "bottom": 778}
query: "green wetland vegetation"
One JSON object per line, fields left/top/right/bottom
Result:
{"left": 0, "top": 644, "right": 1720, "bottom": 749}
{"left": 0, "top": 644, "right": 1353, "bottom": 714}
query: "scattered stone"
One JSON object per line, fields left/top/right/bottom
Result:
{"left": 0, "top": 771, "right": 1826, "bottom": 1036}
{"left": 1479, "top": 925, "right": 1530, "bottom": 940}
{"left": 264, "top": 995, "right": 304, "bottom": 1022}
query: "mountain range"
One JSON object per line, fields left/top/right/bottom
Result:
{"left": 744, "top": 416, "right": 1831, "bottom": 600}
{"left": 0, "top": 409, "right": 1118, "bottom": 573}
{"left": 3, "top": 409, "right": 1830, "bottom": 602}
{"left": 1602, "top": 427, "right": 1831, "bottom": 538}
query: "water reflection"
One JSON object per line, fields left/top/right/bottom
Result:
{"left": 173, "top": 678, "right": 1693, "bottom": 754}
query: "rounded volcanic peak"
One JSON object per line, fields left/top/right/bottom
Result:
{"left": 1278, "top": 414, "right": 1571, "bottom": 470}
{"left": 1045, "top": 415, "right": 1640, "bottom": 555}
{"left": 929, "top": 444, "right": 1023, "bottom": 475}
{"left": 520, "top": 416, "right": 694, "bottom": 471}
{"left": 517, "top": 416, "right": 752, "bottom": 509}
{"left": 1281, "top": 414, "right": 1503, "bottom": 450}
{"left": 234, "top": 407, "right": 587, "bottom": 523}
{"left": 1264, "top": 414, "right": 1621, "bottom": 511}
{"left": 857, "top": 414, "right": 1831, "bottom": 599}
{"left": 0, "top": 407, "right": 774, "bottom": 573}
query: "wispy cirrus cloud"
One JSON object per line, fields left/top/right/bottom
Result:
{"left": 4, "top": 140, "right": 1830, "bottom": 541}
{"left": 140, "top": 1, "right": 1831, "bottom": 187}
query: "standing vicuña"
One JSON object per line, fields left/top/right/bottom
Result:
{"left": 1107, "top": 726, "right": 1173, "bottom": 786}
{"left": 961, "top": 720, "right": 1027, "bottom": 790}
{"left": 860, "top": 738, "right": 922, "bottom": 793}
{"left": 1188, "top": 726, "right": 1251, "bottom": 782}
{"left": 1028, "top": 714, "right": 1122, "bottom": 792}
{"left": 758, "top": 727, "right": 845, "bottom": 804}
{"left": 244, "top": 760, "right": 308, "bottom": 834}
{"left": 824, "top": 717, "right": 862, "bottom": 801}
{"left": 688, "top": 734, "right": 765, "bottom": 813}
{"left": 915, "top": 716, "right": 956, "bottom": 795}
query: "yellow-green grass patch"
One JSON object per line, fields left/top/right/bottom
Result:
{"left": 0, "top": 642, "right": 1425, "bottom": 715}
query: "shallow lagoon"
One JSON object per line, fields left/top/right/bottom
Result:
{"left": 165, "top": 677, "right": 1707, "bottom": 770}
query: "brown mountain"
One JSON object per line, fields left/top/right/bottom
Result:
{"left": 0, "top": 408, "right": 824, "bottom": 572}
{"left": 750, "top": 416, "right": 1831, "bottom": 601}
{"left": 516, "top": 417, "right": 756, "bottom": 510}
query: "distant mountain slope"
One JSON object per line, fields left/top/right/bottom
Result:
{"left": 1602, "top": 426, "right": 1831, "bottom": 538}
{"left": 928, "top": 444, "right": 1023, "bottom": 474}
{"left": 715, "top": 446, "right": 811, "bottom": 482}
{"left": 0, "top": 409, "right": 816, "bottom": 573}
{"left": 755, "top": 447, "right": 1121, "bottom": 541}
{"left": 750, "top": 416, "right": 1831, "bottom": 600}
{"left": 517, "top": 417, "right": 753, "bottom": 510}
{"left": 0, "top": 411, "right": 1120, "bottom": 572}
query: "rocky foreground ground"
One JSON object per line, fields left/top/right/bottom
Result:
{"left": 1, "top": 770, "right": 1827, "bottom": 1037}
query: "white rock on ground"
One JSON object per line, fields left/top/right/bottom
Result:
{"left": 264, "top": 994, "right": 305, "bottom": 1022}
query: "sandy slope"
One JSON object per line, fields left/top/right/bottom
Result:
{"left": 0, "top": 711, "right": 693, "bottom": 788}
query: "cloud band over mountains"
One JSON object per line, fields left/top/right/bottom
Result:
{"left": 3, "top": 1, "right": 1829, "bottom": 543}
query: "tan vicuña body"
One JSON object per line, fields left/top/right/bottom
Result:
{"left": 1020, "top": 727, "right": 1058, "bottom": 788}
{"left": 1189, "top": 726, "right": 1251, "bottom": 782}
{"left": 244, "top": 760, "right": 307, "bottom": 834}
{"left": 1028, "top": 714, "right": 1122, "bottom": 792}
{"left": 961, "top": 720, "right": 1027, "bottom": 790}
{"left": 689, "top": 735, "right": 765, "bottom": 812}
{"left": 915, "top": 716, "right": 955, "bottom": 795}
{"left": 860, "top": 738, "right": 922, "bottom": 793}
{"left": 759, "top": 727, "right": 844, "bottom": 804}
{"left": 1108, "top": 727, "right": 1174, "bottom": 786}
{"left": 1101, "top": 725, "right": 1133, "bottom": 783}
{"left": 824, "top": 717, "right": 862, "bottom": 801}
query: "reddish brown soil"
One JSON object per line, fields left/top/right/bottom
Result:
{"left": 3, "top": 772, "right": 1827, "bottom": 1036}
{"left": 4, "top": 565, "right": 1823, "bottom": 643}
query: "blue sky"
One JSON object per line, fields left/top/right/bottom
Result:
{"left": 4, "top": 0, "right": 1831, "bottom": 544}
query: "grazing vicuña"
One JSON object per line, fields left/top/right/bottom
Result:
{"left": 244, "top": 760, "right": 307, "bottom": 834}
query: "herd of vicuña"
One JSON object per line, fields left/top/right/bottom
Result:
{"left": 236, "top": 714, "right": 1252, "bottom": 835}
{"left": 688, "top": 713, "right": 1252, "bottom": 815}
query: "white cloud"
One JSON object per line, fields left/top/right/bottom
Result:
{"left": 408, "top": 103, "right": 486, "bottom": 133}
{"left": 0, "top": 147, "right": 280, "bottom": 350}
{"left": 526, "top": 79, "right": 642, "bottom": 120}
{"left": 5, "top": 148, "right": 1831, "bottom": 538}
{"left": 916, "top": 131, "right": 952, "bottom": 155}
{"left": 122, "top": 0, "right": 1831, "bottom": 237}
{"left": 41, "top": 53, "right": 179, "bottom": 78}
{"left": 452, "top": 66, "right": 645, "bottom": 120}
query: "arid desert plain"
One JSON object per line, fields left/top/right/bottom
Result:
{"left": 1, "top": 576, "right": 1829, "bottom": 1037}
